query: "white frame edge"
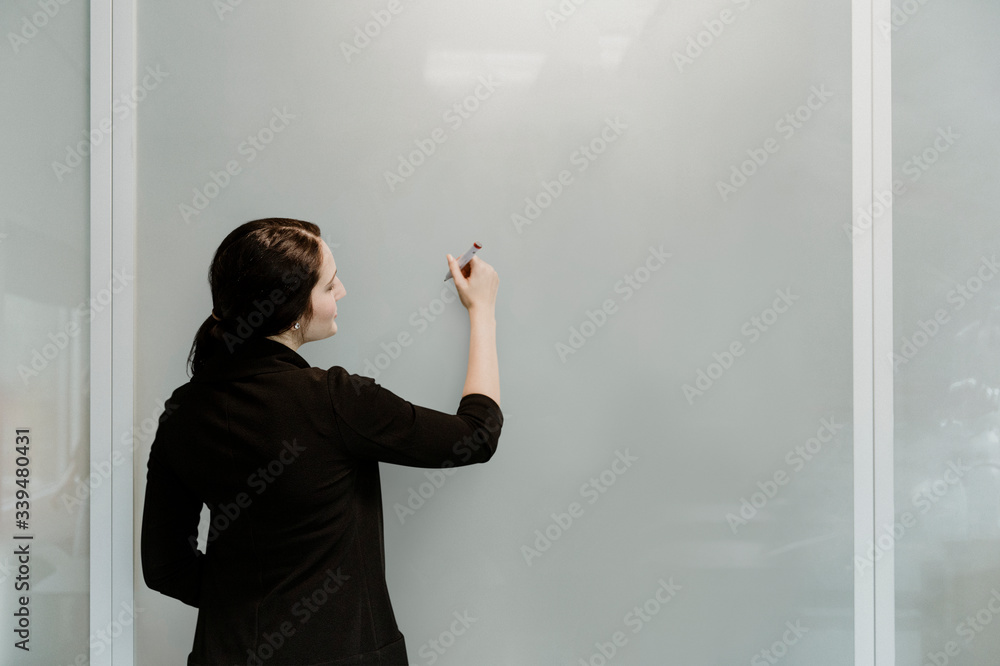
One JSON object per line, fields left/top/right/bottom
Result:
{"left": 872, "top": 0, "right": 895, "bottom": 662}
{"left": 90, "top": 0, "right": 137, "bottom": 663}
{"left": 90, "top": 0, "right": 113, "bottom": 664}
{"left": 112, "top": 0, "right": 137, "bottom": 663}
{"left": 853, "top": 0, "right": 876, "bottom": 663}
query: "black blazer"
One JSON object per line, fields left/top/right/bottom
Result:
{"left": 140, "top": 336, "right": 503, "bottom": 665}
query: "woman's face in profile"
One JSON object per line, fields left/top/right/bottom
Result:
{"left": 303, "top": 238, "right": 345, "bottom": 342}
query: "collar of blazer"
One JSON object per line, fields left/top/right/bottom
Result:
{"left": 193, "top": 336, "right": 311, "bottom": 382}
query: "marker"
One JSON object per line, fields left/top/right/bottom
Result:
{"left": 444, "top": 242, "right": 482, "bottom": 281}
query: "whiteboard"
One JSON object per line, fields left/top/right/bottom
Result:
{"left": 134, "top": 1, "right": 854, "bottom": 663}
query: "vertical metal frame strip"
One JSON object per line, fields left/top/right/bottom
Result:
{"left": 112, "top": 0, "right": 137, "bottom": 663}
{"left": 90, "top": 0, "right": 113, "bottom": 663}
{"left": 872, "top": 0, "right": 895, "bottom": 661}
{"left": 91, "top": 0, "right": 136, "bottom": 662}
{"left": 853, "top": 0, "right": 877, "bottom": 663}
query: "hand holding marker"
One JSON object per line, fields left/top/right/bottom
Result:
{"left": 444, "top": 242, "right": 482, "bottom": 281}
{"left": 447, "top": 243, "right": 499, "bottom": 315}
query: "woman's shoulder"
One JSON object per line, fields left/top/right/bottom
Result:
{"left": 325, "top": 365, "right": 379, "bottom": 400}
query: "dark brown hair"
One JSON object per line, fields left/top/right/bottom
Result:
{"left": 187, "top": 218, "right": 323, "bottom": 377}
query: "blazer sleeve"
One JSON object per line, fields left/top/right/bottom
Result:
{"left": 327, "top": 366, "right": 504, "bottom": 468}
{"left": 140, "top": 432, "right": 205, "bottom": 608}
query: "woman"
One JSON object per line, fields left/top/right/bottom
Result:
{"left": 140, "top": 218, "right": 503, "bottom": 665}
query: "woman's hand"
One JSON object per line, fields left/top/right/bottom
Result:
{"left": 447, "top": 254, "right": 498, "bottom": 313}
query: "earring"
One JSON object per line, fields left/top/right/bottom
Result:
{"left": 293, "top": 322, "right": 300, "bottom": 330}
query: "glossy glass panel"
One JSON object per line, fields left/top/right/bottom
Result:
{"left": 893, "top": 1, "right": 1000, "bottom": 663}
{"left": 0, "top": 0, "right": 91, "bottom": 662}
{"left": 136, "top": 1, "right": 853, "bottom": 662}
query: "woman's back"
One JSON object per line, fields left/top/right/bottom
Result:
{"left": 141, "top": 335, "right": 503, "bottom": 665}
